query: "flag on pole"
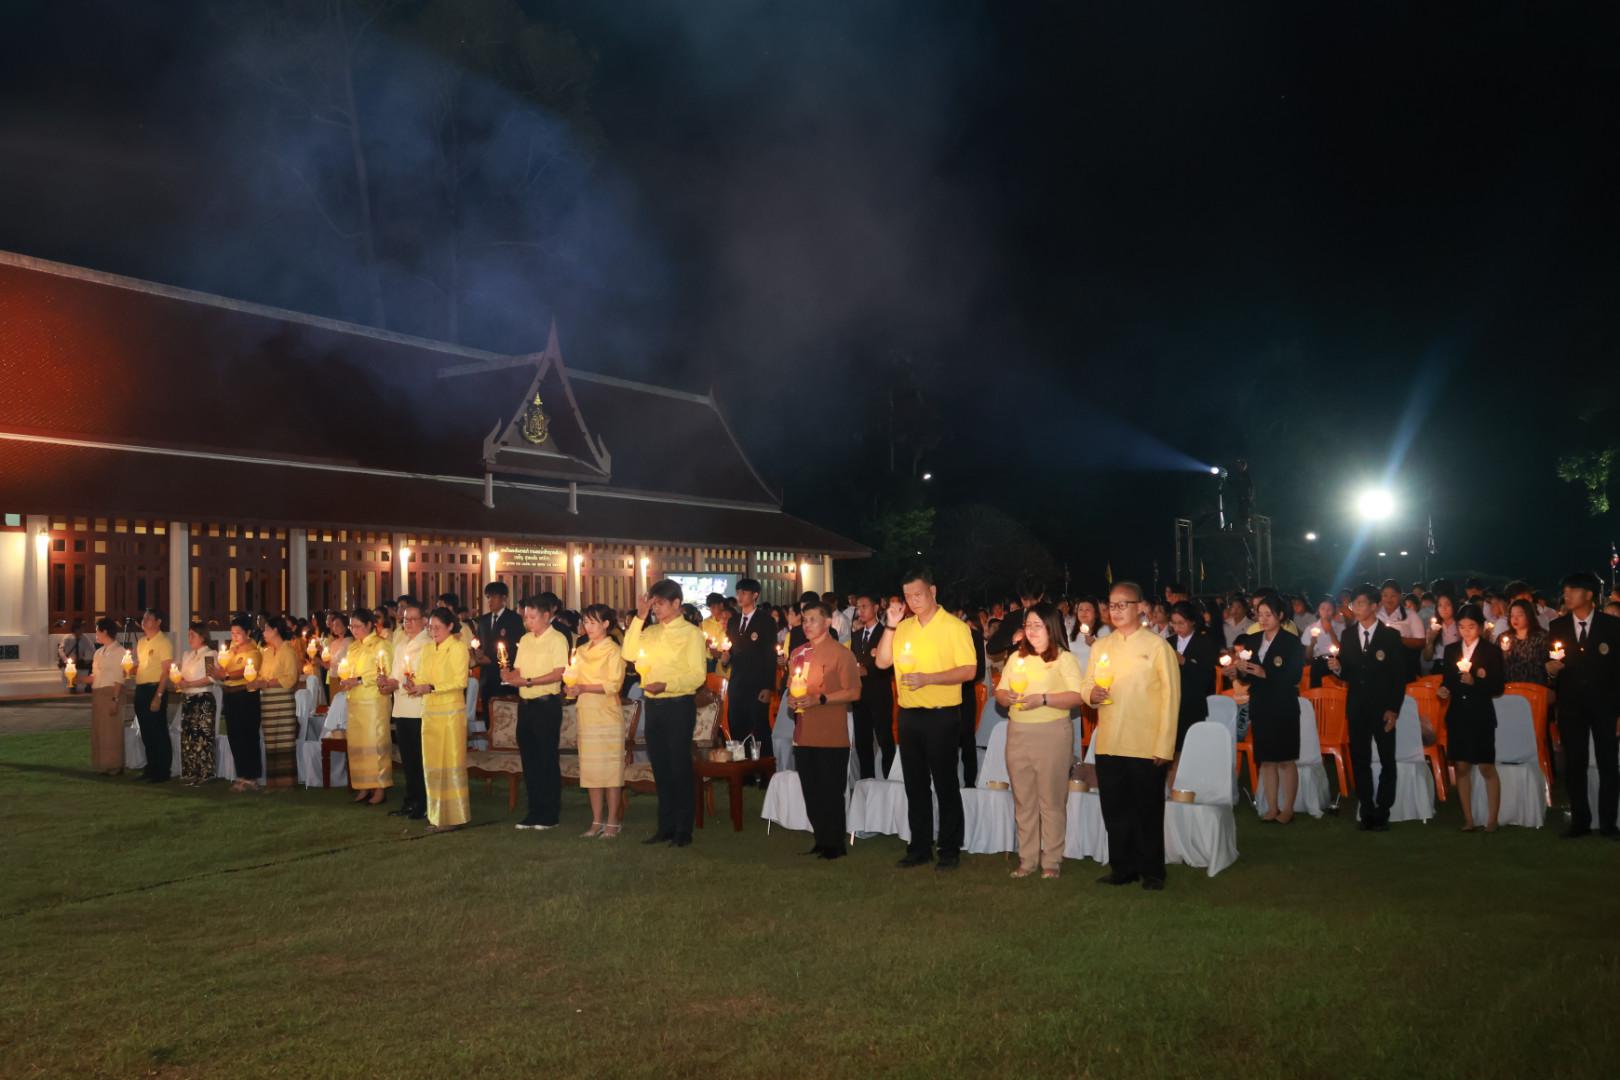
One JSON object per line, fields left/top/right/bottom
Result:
{"left": 1426, "top": 515, "right": 1437, "bottom": 556}
{"left": 1199, "top": 559, "right": 1206, "bottom": 585}
{"left": 1105, "top": 561, "right": 1114, "bottom": 586}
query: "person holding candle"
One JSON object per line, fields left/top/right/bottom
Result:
{"left": 1305, "top": 597, "right": 1345, "bottom": 688}
{"left": 1499, "top": 599, "right": 1551, "bottom": 684}
{"left": 1079, "top": 582, "right": 1180, "bottom": 890}
{"left": 724, "top": 579, "right": 778, "bottom": 772}
{"left": 85, "top": 617, "right": 128, "bottom": 775}
{"left": 212, "top": 614, "right": 263, "bottom": 792}
{"left": 1546, "top": 571, "right": 1620, "bottom": 839}
{"left": 320, "top": 612, "right": 351, "bottom": 707}
{"left": 875, "top": 568, "right": 978, "bottom": 871}
{"left": 848, "top": 592, "right": 896, "bottom": 780}
{"left": 472, "top": 581, "right": 526, "bottom": 720}
{"left": 1233, "top": 593, "right": 1306, "bottom": 823}
{"left": 249, "top": 617, "right": 301, "bottom": 789}
{"left": 130, "top": 609, "right": 176, "bottom": 784}
{"left": 1376, "top": 579, "right": 1427, "bottom": 682}
{"left": 786, "top": 600, "right": 863, "bottom": 859}
{"left": 1327, "top": 584, "right": 1407, "bottom": 831}
{"left": 338, "top": 608, "right": 394, "bottom": 806}
{"left": 173, "top": 622, "right": 218, "bottom": 784}
{"left": 404, "top": 607, "right": 472, "bottom": 831}
{"left": 1422, "top": 592, "right": 1461, "bottom": 674}
{"left": 994, "top": 603, "right": 1083, "bottom": 878}
{"left": 379, "top": 600, "right": 432, "bottom": 820}
{"left": 566, "top": 603, "right": 629, "bottom": 838}
{"left": 1438, "top": 604, "right": 1506, "bottom": 831}
{"left": 503, "top": 592, "right": 570, "bottom": 831}
{"left": 623, "top": 579, "right": 709, "bottom": 847}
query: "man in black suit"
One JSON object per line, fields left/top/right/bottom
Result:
{"left": 848, "top": 592, "right": 895, "bottom": 779}
{"left": 1547, "top": 571, "right": 1620, "bottom": 839}
{"left": 473, "top": 581, "right": 526, "bottom": 717}
{"left": 723, "top": 578, "right": 776, "bottom": 757}
{"left": 1328, "top": 582, "right": 1407, "bottom": 831}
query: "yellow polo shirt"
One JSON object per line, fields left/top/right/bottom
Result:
{"left": 892, "top": 608, "right": 976, "bottom": 710}
{"left": 623, "top": 615, "right": 707, "bottom": 699}
{"left": 135, "top": 633, "right": 173, "bottom": 684}
{"left": 1079, "top": 626, "right": 1179, "bottom": 760}
{"left": 515, "top": 626, "right": 570, "bottom": 699}
{"left": 996, "top": 649, "right": 1083, "bottom": 724}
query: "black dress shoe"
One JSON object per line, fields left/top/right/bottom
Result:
{"left": 1357, "top": 818, "right": 1375, "bottom": 831}
{"left": 669, "top": 834, "right": 692, "bottom": 848}
{"left": 642, "top": 831, "right": 674, "bottom": 845}
{"left": 1369, "top": 821, "right": 1390, "bottom": 832}
{"left": 1141, "top": 877, "right": 1165, "bottom": 891}
{"left": 818, "top": 848, "right": 846, "bottom": 860}
{"left": 1096, "top": 871, "right": 1139, "bottom": 886}
{"left": 1562, "top": 826, "right": 1592, "bottom": 839}
{"left": 800, "top": 845, "right": 825, "bottom": 856}
{"left": 387, "top": 808, "right": 411, "bottom": 818}
{"left": 935, "top": 855, "right": 960, "bottom": 871}
{"left": 896, "top": 852, "right": 932, "bottom": 868}
{"left": 407, "top": 811, "right": 426, "bottom": 821}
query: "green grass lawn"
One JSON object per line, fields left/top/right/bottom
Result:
{"left": 3, "top": 728, "right": 1619, "bottom": 1079}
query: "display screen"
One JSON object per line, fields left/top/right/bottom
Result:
{"left": 664, "top": 573, "right": 739, "bottom": 604}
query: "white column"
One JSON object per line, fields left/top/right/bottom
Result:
{"left": 168, "top": 521, "right": 190, "bottom": 654}
{"left": 746, "top": 550, "right": 759, "bottom": 584}
{"left": 565, "top": 542, "right": 582, "bottom": 610}
{"left": 634, "top": 545, "right": 650, "bottom": 597}
{"left": 821, "top": 554, "right": 834, "bottom": 594}
{"left": 391, "top": 533, "right": 408, "bottom": 598}
{"left": 288, "top": 529, "right": 309, "bottom": 617}
{"left": 481, "top": 538, "right": 496, "bottom": 586}
{"left": 22, "top": 515, "right": 49, "bottom": 667}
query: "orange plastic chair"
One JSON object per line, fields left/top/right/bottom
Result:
{"left": 1305, "top": 687, "right": 1351, "bottom": 797}
{"left": 1413, "top": 674, "right": 1443, "bottom": 690}
{"left": 1405, "top": 683, "right": 1448, "bottom": 801}
{"left": 1220, "top": 687, "right": 1259, "bottom": 790}
{"left": 1321, "top": 675, "right": 1346, "bottom": 692}
{"left": 706, "top": 672, "right": 729, "bottom": 739}
{"left": 1214, "top": 666, "right": 1231, "bottom": 695}
{"left": 1504, "top": 682, "right": 1554, "bottom": 791}
{"left": 973, "top": 682, "right": 988, "bottom": 730}
{"left": 1078, "top": 705, "right": 1098, "bottom": 750}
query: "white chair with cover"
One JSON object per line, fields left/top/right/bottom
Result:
{"left": 961, "top": 721, "right": 1016, "bottom": 854}
{"left": 1252, "top": 698, "right": 1329, "bottom": 818}
{"left": 299, "top": 690, "right": 349, "bottom": 787}
{"left": 1463, "top": 695, "right": 1545, "bottom": 828}
{"left": 465, "top": 680, "right": 486, "bottom": 750}
{"left": 772, "top": 705, "right": 796, "bottom": 769}
{"left": 1205, "top": 694, "right": 1238, "bottom": 744}
{"left": 846, "top": 753, "right": 910, "bottom": 840}
{"left": 123, "top": 701, "right": 182, "bottom": 777}
{"left": 1364, "top": 695, "right": 1435, "bottom": 823}
{"left": 1163, "top": 720, "right": 1239, "bottom": 876}
{"left": 1063, "top": 738, "right": 1108, "bottom": 863}
{"left": 763, "top": 714, "right": 857, "bottom": 833}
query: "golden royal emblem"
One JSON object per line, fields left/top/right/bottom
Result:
{"left": 520, "top": 391, "right": 551, "bottom": 445}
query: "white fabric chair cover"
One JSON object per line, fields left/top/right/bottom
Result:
{"left": 1363, "top": 697, "right": 1435, "bottom": 822}
{"left": 123, "top": 711, "right": 182, "bottom": 776}
{"left": 294, "top": 687, "right": 315, "bottom": 736}
{"left": 1458, "top": 696, "right": 1545, "bottom": 828}
{"left": 1586, "top": 733, "right": 1603, "bottom": 825}
{"left": 1163, "top": 720, "right": 1239, "bottom": 876}
{"left": 1062, "top": 738, "right": 1108, "bottom": 862}
{"left": 961, "top": 722, "right": 1016, "bottom": 854}
{"left": 215, "top": 730, "right": 269, "bottom": 782}
{"left": 1204, "top": 694, "right": 1238, "bottom": 743}
{"left": 773, "top": 708, "right": 796, "bottom": 769}
{"left": 846, "top": 754, "right": 909, "bottom": 839}
{"left": 321, "top": 691, "right": 349, "bottom": 734}
{"left": 298, "top": 739, "right": 348, "bottom": 787}
{"left": 762, "top": 770, "right": 812, "bottom": 832}
{"left": 1252, "top": 699, "right": 1329, "bottom": 818}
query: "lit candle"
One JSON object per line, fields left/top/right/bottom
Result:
{"left": 306, "top": 638, "right": 318, "bottom": 659}
{"left": 895, "top": 640, "right": 917, "bottom": 674}
{"left": 1432, "top": 618, "right": 1442, "bottom": 631}
{"left": 121, "top": 651, "right": 135, "bottom": 677}
{"left": 1456, "top": 656, "right": 1471, "bottom": 673}
{"left": 243, "top": 657, "right": 257, "bottom": 682}
{"left": 1310, "top": 625, "right": 1322, "bottom": 638}
{"left": 377, "top": 650, "right": 388, "bottom": 677}
{"left": 789, "top": 663, "right": 809, "bottom": 711}
{"left": 497, "top": 640, "right": 508, "bottom": 669}
{"left": 64, "top": 658, "right": 77, "bottom": 688}
{"left": 563, "top": 651, "right": 580, "bottom": 688}
{"left": 719, "top": 634, "right": 731, "bottom": 653}
{"left": 1078, "top": 623, "right": 1091, "bottom": 637}
{"left": 1550, "top": 641, "right": 1566, "bottom": 662}
{"left": 171, "top": 664, "right": 185, "bottom": 686}
{"left": 1218, "top": 654, "right": 1233, "bottom": 668}
{"left": 1008, "top": 656, "right": 1029, "bottom": 710}
{"left": 1094, "top": 653, "right": 1113, "bottom": 703}
{"left": 471, "top": 637, "right": 482, "bottom": 652}
{"left": 320, "top": 644, "right": 331, "bottom": 664}
{"left": 1239, "top": 648, "right": 1253, "bottom": 662}
{"left": 337, "top": 656, "right": 352, "bottom": 681}
{"left": 1329, "top": 644, "right": 1340, "bottom": 656}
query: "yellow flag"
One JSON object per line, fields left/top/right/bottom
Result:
{"left": 1105, "top": 561, "right": 1113, "bottom": 586}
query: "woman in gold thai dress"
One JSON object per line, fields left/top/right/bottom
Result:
{"left": 407, "top": 607, "right": 470, "bottom": 831}
{"left": 339, "top": 608, "right": 394, "bottom": 806}
{"left": 567, "top": 604, "right": 628, "bottom": 838}
{"left": 250, "top": 618, "right": 302, "bottom": 789}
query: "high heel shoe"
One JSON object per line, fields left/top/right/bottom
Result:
{"left": 580, "top": 821, "right": 603, "bottom": 838}
{"left": 599, "top": 824, "right": 621, "bottom": 839}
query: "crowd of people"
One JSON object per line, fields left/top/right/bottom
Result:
{"left": 66, "top": 565, "right": 1620, "bottom": 887}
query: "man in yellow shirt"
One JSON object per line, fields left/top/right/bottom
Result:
{"left": 875, "top": 568, "right": 977, "bottom": 870}
{"left": 502, "top": 593, "right": 570, "bottom": 831}
{"left": 623, "top": 579, "right": 708, "bottom": 847}
{"left": 1080, "top": 581, "right": 1180, "bottom": 891}
{"left": 133, "top": 608, "right": 175, "bottom": 783}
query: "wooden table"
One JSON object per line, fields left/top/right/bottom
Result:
{"left": 693, "top": 755, "right": 776, "bottom": 831}
{"left": 320, "top": 735, "right": 348, "bottom": 789}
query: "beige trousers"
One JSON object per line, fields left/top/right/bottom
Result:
{"left": 1006, "top": 718, "right": 1075, "bottom": 871}
{"left": 90, "top": 686, "right": 125, "bottom": 773}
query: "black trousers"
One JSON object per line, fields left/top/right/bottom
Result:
{"left": 133, "top": 682, "right": 171, "bottom": 780}
{"left": 958, "top": 694, "right": 979, "bottom": 788}
{"left": 517, "top": 695, "right": 563, "bottom": 824}
{"left": 899, "top": 706, "right": 965, "bottom": 857}
{"left": 645, "top": 695, "right": 697, "bottom": 838}
{"left": 851, "top": 679, "right": 895, "bottom": 780}
{"left": 1308, "top": 656, "right": 1332, "bottom": 689}
{"left": 1095, "top": 753, "right": 1168, "bottom": 881}
{"left": 727, "top": 681, "right": 771, "bottom": 747}
{"left": 393, "top": 715, "right": 426, "bottom": 813}
{"left": 221, "top": 689, "right": 262, "bottom": 782}
{"left": 795, "top": 745, "right": 850, "bottom": 852}
{"left": 1561, "top": 701, "right": 1620, "bottom": 831}
{"left": 1348, "top": 703, "right": 1397, "bottom": 823}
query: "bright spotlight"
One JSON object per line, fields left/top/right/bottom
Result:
{"left": 1355, "top": 487, "right": 1396, "bottom": 521}
{"left": 1377, "top": 551, "right": 1387, "bottom": 558}
{"left": 1304, "top": 532, "right": 1318, "bottom": 542}
{"left": 921, "top": 471, "right": 933, "bottom": 481}
{"left": 1399, "top": 550, "right": 1408, "bottom": 557}
{"left": 1209, "top": 466, "right": 1221, "bottom": 476}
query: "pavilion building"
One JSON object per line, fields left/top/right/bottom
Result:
{"left": 0, "top": 250, "right": 865, "bottom": 694}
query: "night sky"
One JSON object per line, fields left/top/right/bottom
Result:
{"left": 3, "top": 1, "right": 1616, "bottom": 596}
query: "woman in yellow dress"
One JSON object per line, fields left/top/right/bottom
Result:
{"left": 211, "top": 615, "right": 263, "bottom": 793}
{"left": 338, "top": 608, "right": 394, "bottom": 806}
{"left": 407, "top": 607, "right": 470, "bottom": 831}
{"left": 567, "top": 603, "right": 628, "bottom": 838}
{"left": 249, "top": 617, "right": 302, "bottom": 789}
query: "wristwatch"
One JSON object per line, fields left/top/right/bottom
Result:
{"left": 818, "top": 693, "right": 827, "bottom": 706}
